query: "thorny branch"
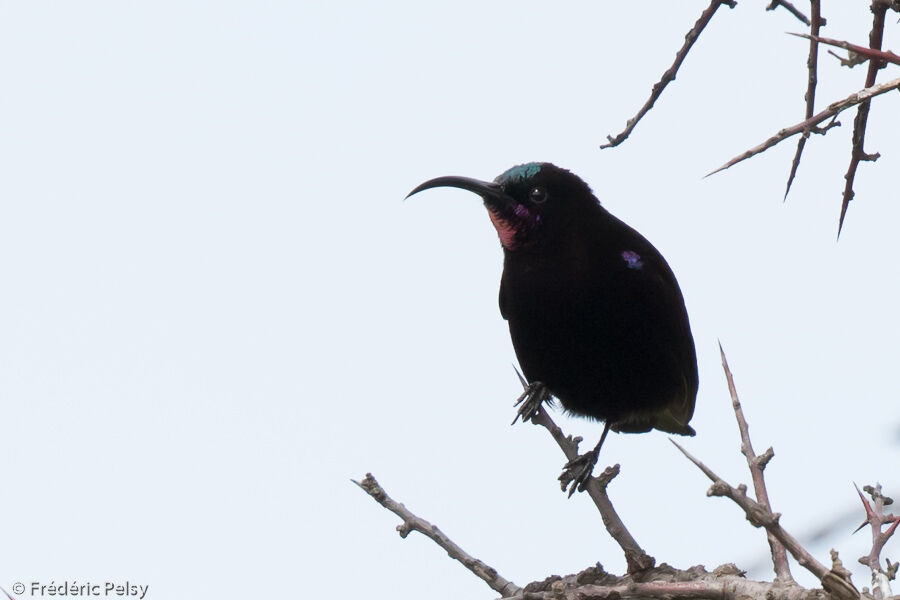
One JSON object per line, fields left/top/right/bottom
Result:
{"left": 839, "top": 2, "right": 889, "bottom": 237}
{"left": 353, "top": 473, "right": 522, "bottom": 597}
{"left": 784, "top": 1, "right": 822, "bottom": 201}
{"left": 719, "top": 344, "right": 792, "bottom": 583}
{"left": 600, "top": 3, "right": 900, "bottom": 232}
{"left": 600, "top": 0, "right": 736, "bottom": 149}
{"left": 855, "top": 483, "right": 900, "bottom": 599}
{"left": 790, "top": 33, "right": 900, "bottom": 67}
{"left": 706, "top": 76, "right": 900, "bottom": 177}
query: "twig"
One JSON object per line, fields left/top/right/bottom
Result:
{"left": 706, "top": 75, "right": 900, "bottom": 177}
{"left": 719, "top": 343, "right": 793, "bottom": 583}
{"left": 766, "top": 0, "right": 811, "bottom": 25}
{"left": 353, "top": 473, "right": 522, "bottom": 597}
{"left": 784, "top": 1, "right": 823, "bottom": 201}
{"left": 855, "top": 483, "right": 900, "bottom": 599}
{"left": 600, "top": 0, "right": 736, "bottom": 149}
{"left": 790, "top": 33, "right": 900, "bottom": 66}
{"left": 528, "top": 405, "right": 655, "bottom": 574}
{"left": 839, "top": 2, "right": 888, "bottom": 238}
{"left": 671, "top": 440, "right": 855, "bottom": 589}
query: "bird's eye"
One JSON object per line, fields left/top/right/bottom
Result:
{"left": 530, "top": 187, "right": 548, "bottom": 204}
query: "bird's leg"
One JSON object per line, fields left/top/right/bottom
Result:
{"left": 558, "top": 421, "right": 611, "bottom": 497}
{"left": 511, "top": 368, "right": 552, "bottom": 425}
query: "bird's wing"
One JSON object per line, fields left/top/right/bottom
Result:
{"left": 597, "top": 233, "right": 698, "bottom": 433}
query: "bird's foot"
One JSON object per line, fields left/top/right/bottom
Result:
{"left": 511, "top": 381, "right": 551, "bottom": 425}
{"left": 558, "top": 447, "right": 600, "bottom": 497}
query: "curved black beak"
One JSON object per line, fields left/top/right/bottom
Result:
{"left": 406, "top": 175, "right": 509, "bottom": 203}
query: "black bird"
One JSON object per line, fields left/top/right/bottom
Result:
{"left": 407, "top": 163, "right": 698, "bottom": 494}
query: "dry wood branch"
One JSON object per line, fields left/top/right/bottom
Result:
{"left": 784, "top": 1, "right": 823, "bottom": 200}
{"left": 508, "top": 564, "right": 821, "bottom": 600}
{"left": 353, "top": 473, "right": 522, "bottom": 597}
{"left": 766, "top": 0, "right": 810, "bottom": 25}
{"left": 839, "top": 2, "right": 888, "bottom": 237}
{"left": 719, "top": 344, "right": 793, "bottom": 583}
{"left": 601, "top": 0, "right": 736, "bottom": 149}
{"left": 856, "top": 483, "right": 900, "bottom": 598}
{"left": 528, "top": 404, "right": 655, "bottom": 574}
{"left": 706, "top": 76, "right": 900, "bottom": 177}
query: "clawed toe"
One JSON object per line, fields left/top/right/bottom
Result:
{"left": 558, "top": 448, "right": 599, "bottom": 497}
{"left": 512, "top": 381, "right": 551, "bottom": 425}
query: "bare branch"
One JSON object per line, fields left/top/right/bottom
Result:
{"left": 719, "top": 343, "right": 793, "bottom": 583}
{"left": 601, "top": 0, "right": 736, "bottom": 149}
{"left": 766, "top": 0, "right": 811, "bottom": 25}
{"left": 839, "top": 2, "right": 888, "bottom": 238}
{"left": 784, "top": 1, "right": 823, "bottom": 201}
{"left": 528, "top": 404, "right": 655, "bottom": 574}
{"left": 670, "top": 439, "right": 863, "bottom": 598}
{"left": 706, "top": 75, "right": 900, "bottom": 177}
{"left": 353, "top": 473, "right": 522, "bottom": 597}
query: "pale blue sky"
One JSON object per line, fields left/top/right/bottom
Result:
{"left": 1, "top": 2, "right": 897, "bottom": 599}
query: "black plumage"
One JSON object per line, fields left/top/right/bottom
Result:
{"left": 408, "top": 162, "right": 698, "bottom": 493}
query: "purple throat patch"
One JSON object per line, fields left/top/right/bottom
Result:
{"left": 621, "top": 250, "right": 643, "bottom": 270}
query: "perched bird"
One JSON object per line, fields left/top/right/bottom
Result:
{"left": 407, "top": 163, "right": 698, "bottom": 494}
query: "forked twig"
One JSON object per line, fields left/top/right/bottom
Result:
{"left": 353, "top": 473, "right": 522, "bottom": 597}
{"left": 719, "top": 343, "right": 793, "bottom": 582}
{"left": 671, "top": 440, "right": 826, "bottom": 579}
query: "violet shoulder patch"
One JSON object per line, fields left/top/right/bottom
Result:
{"left": 621, "top": 250, "right": 643, "bottom": 270}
